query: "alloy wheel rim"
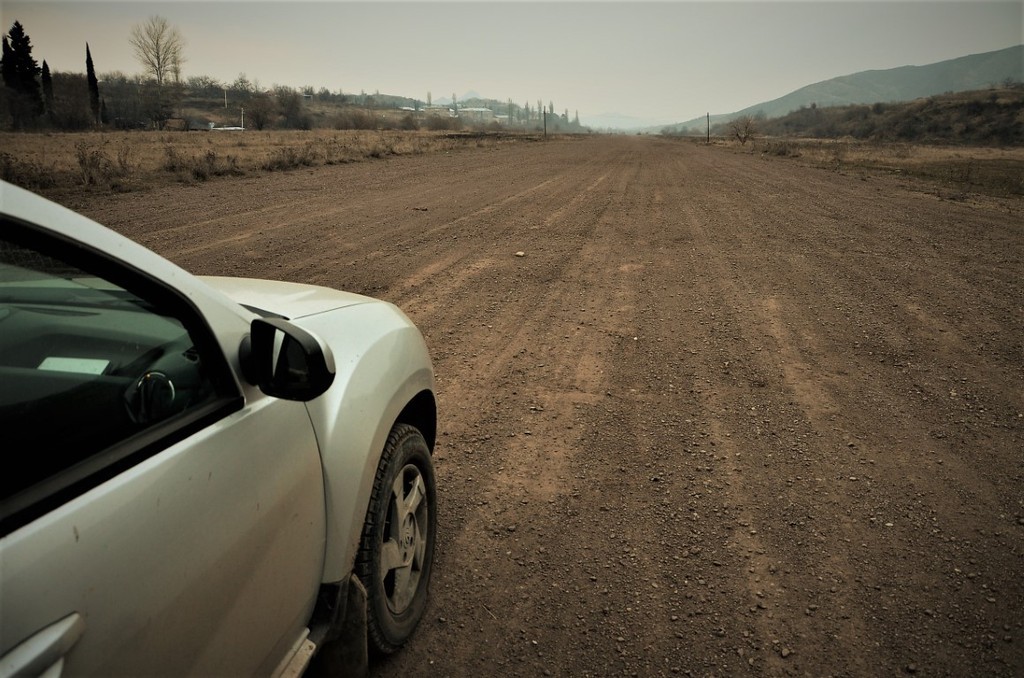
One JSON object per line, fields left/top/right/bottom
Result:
{"left": 379, "top": 463, "right": 429, "bottom": 614}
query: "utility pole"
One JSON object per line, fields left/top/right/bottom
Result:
{"left": 241, "top": 106, "right": 245, "bottom": 130}
{"left": 707, "top": 112, "right": 710, "bottom": 144}
{"left": 543, "top": 111, "right": 547, "bottom": 139}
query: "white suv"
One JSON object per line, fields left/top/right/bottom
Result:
{"left": 0, "top": 181, "right": 438, "bottom": 676}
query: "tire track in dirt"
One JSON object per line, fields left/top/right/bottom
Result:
{"left": 62, "top": 135, "right": 1022, "bottom": 677}
{"left": 659, "top": 142, "right": 1021, "bottom": 675}
{"left": 608, "top": 150, "right": 865, "bottom": 674}
{"left": 380, "top": 142, "right": 701, "bottom": 677}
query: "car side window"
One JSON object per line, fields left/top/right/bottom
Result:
{"left": 0, "top": 227, "right": 240, "bottom": 512}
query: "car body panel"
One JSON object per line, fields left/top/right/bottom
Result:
{"left": 200, "top": 275, "right": 374, "bottom": 319}
{"left": 1, "top": 397, "right": 326, "bottom": 676}
{"left": 296, "top": 304, "right": 436, "bottom": 582}
{"left": 0, "top": 181, "right": 437, "bottom": 674}
{"left": 204, "top": 279, "right": 437, "bottom": 584}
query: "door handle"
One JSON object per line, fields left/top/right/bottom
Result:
{"left": 0, "top": 613, "right": 84, "bottom": 678}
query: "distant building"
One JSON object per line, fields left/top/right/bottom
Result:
{"left": 423, "top": 106, "right": 456, "bottom": 118}
{"left": 458, "top": 107, "right": 495, "bottom": 123}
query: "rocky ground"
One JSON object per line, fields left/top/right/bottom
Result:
{"left": 66, "top": 135, "right": 1022, "bottom": 677}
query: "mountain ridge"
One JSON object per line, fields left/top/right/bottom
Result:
{"left": 660, "top": 44, "right": 1023, "bottom": 134}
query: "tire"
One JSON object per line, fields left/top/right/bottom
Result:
{"left": 356, "top": 423, "right": 437, "bottom": 655}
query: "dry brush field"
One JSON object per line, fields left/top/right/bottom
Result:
{"left": 0, "top": 128, "right": 537, "bottom": 192}
{"left": 14, "top": 133, "right": 1024, "bottom": 676}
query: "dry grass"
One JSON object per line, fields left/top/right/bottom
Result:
{"left": 750, "top": 138, "right": 1024, "bottom": 199}
{"left": 0, "top": 129, "right": 533, "bottom": 194}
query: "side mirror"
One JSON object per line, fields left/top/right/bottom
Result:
{"left": 240, "top": 318, "right": 335, "bottom": 401}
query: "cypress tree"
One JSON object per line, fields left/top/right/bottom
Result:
{"left": 41, "top": 59, "right": 53, "bottom": 121}
{"left": 86, "top": 43, "right": 100, "bottom": 125}
{"left": 2, "top": 21, "right": 43, "bottom": 128}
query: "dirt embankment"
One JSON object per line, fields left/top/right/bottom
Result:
{"left": 68, "top": 136, "right": 1023, "bottom": 676}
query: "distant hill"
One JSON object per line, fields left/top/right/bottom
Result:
{"left": 711, "top": 86, "right": 1024, "bottom": 146}
{"left": 663, "top": 44, "right": 1023, "bottom": 134}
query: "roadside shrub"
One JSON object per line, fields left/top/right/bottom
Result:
{"left": 74, "top": 142, "right": 136, "bottom": 187}
{"left": 161, "top": 145, "right": 243, "bottom": 182}
{"left": 332, "top": 110, "right": 377, "bottom": 130}
{"left": 222, "top": 154, "right": 242, "bottom": 176}
{"left": 262, "top": 142, "right": 318, "bottom": 171}
{"left": 162, "top": 145, "right": 186, "bottom": 172}
{"left": 399, "top": 113, "right": 419, "bottom": 131}
{"left": 319, "top": 137, "right": 350, "bottom": 165}
{"left": 0, "top": 152, "right": 58, "bottom": 189}
{"left": 424, "top": 116, "right": 462, "bottom": 132}
{"left": 762, "top": 141, "right": 799, "bottom": 157}
{"left": 116, "top": 145, "right": 134, "bottom": 175}
{"left": 76, "top": 142, "right": 112, "bottom": 185}
{"left": 188, "top": 150, "right": 215, "bottom": 181}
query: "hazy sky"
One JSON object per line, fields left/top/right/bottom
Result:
{"left": 3, "top": 1, "right": 1021, "bottom": 127}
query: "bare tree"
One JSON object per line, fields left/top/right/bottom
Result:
{"left": 246, "top": 93, "right": 276, "bottom": 130}
{"left": 129, "top": 15, "right": 184, "bottom": 87}
{"left": 728, "top": 115, "right": 756, "bottom": 145}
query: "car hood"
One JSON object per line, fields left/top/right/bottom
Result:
{"left": 200, "top": 276, "right": 375, "bottom": 319}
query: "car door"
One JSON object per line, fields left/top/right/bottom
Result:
{"left": 0, "top": 219, "right": 326, "bottom": 676}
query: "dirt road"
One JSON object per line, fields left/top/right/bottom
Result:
{"left": 71, "top": 136, "right": 1022, "bottom": 676}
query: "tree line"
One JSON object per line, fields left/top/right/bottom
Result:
{"left": 1, "top": 20, "right": 103, "bottom": 130}
{"left": 1, "top": 17, "right": 181, "bottom": 130}
{"left": 2, "top": 16, "right": 589, "bottom": 133}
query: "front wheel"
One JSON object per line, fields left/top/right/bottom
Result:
{"left": 356, "top": 423, "right": 437, "bottom": 654}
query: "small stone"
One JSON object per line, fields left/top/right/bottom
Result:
{"left": 906, "top": 664, "right": 917, "bottom": 674}
{"left": 780, "top": 648, "right": 791, "bottom": 658}
{"left": 507, "top": 525, "right": 517, "bottom": 532}
{"left": 515, "top": 251, "right": 525, "bottom": 257}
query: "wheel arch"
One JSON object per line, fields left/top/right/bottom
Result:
{"left": 295, "top": 304, "right": 436, "bottom": 584}
{"left": 395, "top": 390, "right": 436, "bottom": 453}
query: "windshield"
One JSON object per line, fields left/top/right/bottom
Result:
{"left": 0, "top": 241, "right": 155, "bottom": 311}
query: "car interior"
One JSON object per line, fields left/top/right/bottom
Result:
{"left": 0, "top": 237, "right": 215, "bottom": 501}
